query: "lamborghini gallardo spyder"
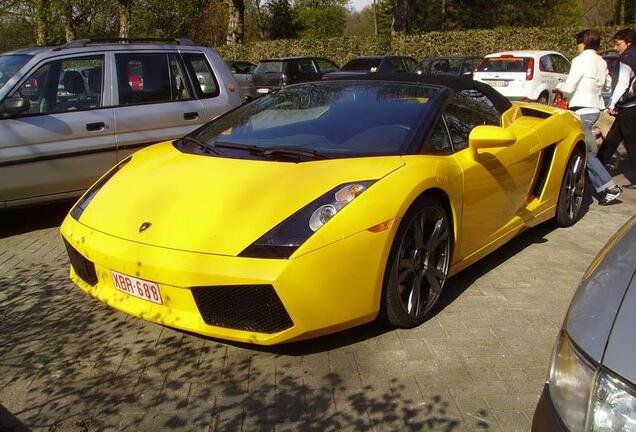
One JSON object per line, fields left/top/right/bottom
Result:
{"left": 60, "top": 75, "right": 586, "bottom": 345}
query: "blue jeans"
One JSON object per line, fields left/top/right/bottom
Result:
{"left": 579, "top": 112, "right": 614, "bottom": 193}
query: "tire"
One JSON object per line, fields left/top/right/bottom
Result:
{"left": 381, "top": 198, "right": 452, "bottom": 328}
{"left": 555, "top": 148, "right": 585, "bottom": 227}
{"left": 537, "top": 92, "right": 550, "bottom": 105}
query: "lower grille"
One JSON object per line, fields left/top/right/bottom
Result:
{"left": 192, "top": 285, "right": 293, "bottom": 334}
{"left": 63, "top": 239, "right": 98, "bottom": 286}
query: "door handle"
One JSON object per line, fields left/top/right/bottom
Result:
{"left": 86, "top": 122, "right": 105, "bottom": 131}
{"left": 183, "top": 112, "right": 199, "bottom": 120}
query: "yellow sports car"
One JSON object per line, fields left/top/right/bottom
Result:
{"left": 60, "top": 75, "right": 586, "bottom": 345}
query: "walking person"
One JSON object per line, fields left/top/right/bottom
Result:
{"left": 557, "top": 29, "right": 623, "bottom": 205}
{"left": 596, "top": 28, "right": 636, "bottom": 189}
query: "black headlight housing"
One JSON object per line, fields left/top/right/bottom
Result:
{"left": 70, "top": 156, "right": 132, "bottom": 221}
{"left": 239, "top": 181, "right": 375, "bottom": 259}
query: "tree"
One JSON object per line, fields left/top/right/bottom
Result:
{"left": 116, "top": 0, "right": 132, "bottom": 38}
{"left": 391, "top": 0, "right": 408, "bottom": 35}
{"left": 226, "top": 0, "right": 245, "bottom": 44}
{"left": 267, "top": 0, "right": 298, "bottom": 39}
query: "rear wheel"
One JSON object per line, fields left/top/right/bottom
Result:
{"left": 537, "top": 92, "right": 550, "bottom": 105}
{"left": 382, "top": 199, "right": 452, "bottom": 328}
{"left": 555, "top": 148, "right": 585, "bottom": 227}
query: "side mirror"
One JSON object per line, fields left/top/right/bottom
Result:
{"left": 1, "top": 97, "right": 30, "bottom": 117}
{"left": 469, "top": 125, "right": 516, "bottom": 155}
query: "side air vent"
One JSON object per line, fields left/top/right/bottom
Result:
{"left": 520, "top": 107, "right": 552, "bottom": 119}
{"left": 531, "top": 144, "right": 557, "bottom": 198}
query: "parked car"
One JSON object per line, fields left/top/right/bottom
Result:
{"left": 473, "top": 50, "right": 570, "bottom": 104}
{"left": 413, "top": 56, "right": 483, "bottom": 78}
{"left": 61, "top": 74, "right": 587, "bottom": 345}
{"left": 0, "top": 38, "right": 243, "bottom": 208}
{"left": 226, "top": 60, "right": 256, "bottom": 99}
{"left": 532, "top": 214, "right": 636, "bottom": 432}
{"left": 250, "top": 57, "right": 339, "bottom": 97}
{"left": 323, "top": 56, "right": 418, "bottom": 78}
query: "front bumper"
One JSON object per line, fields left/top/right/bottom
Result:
{"left": 60, "top": 215, "right": 396, "bottom": 345}
{"left": 532, "top": 385, "right": 569, "bottom": 432}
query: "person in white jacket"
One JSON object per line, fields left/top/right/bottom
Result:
{"left": 557, "top": 29, "right": 622, "bottom": 205}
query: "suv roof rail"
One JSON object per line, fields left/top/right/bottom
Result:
{"left": 53, "top": 37, "right": 195, "bottom": 51}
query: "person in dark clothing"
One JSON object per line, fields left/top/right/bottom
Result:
{"left": 597, "top": 28, "right": 636, "bottom": 189}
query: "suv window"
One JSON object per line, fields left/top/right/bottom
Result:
{"left": 13, "top": 55, "right": 104, "bottom": 115}
{"left": 182, "top": 53, "right": 219, "bottom": 98}
{"left": 444, "top": 92, "right": 500, "bottom": 151}
{"left": 116, "top": 53, "right": 172, "bottom": 105}
{"left": 404, "top": 58, "right": 417, "bottom": 72}
{"left": 314, "top": 58, "right": 338, "bottom": 73}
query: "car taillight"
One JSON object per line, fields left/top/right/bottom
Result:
{"left": 526, "top": 58, "right": 534, "bottom": 80}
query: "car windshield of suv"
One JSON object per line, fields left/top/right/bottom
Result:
{"left": 476, "top": 57, "right": 530, "bottom": 73}
{"left": 255, "top": 61, "right": 284, "bottom": 74}
{"left": 0, "top": 54, "right": 32, "bottom": 91}
{"left": 341, "top": 58, "right": 382, "bottom": 72}
{"left": 189, "top": 81, "right": 440, "bottom": 158}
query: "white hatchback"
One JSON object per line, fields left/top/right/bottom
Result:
{"left": 473, "top": 50, "right": 570, "bottom": 104}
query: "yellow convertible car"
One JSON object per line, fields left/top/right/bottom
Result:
{"left": 61, "top": 75, "right": 586, "bottom": 345}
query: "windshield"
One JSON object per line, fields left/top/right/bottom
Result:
{"left": 0, "top": 54, "right": 32, "bottom": 91}
{"left": 476, "top": 57, "right": 530, "bottom": 73}
{"left": 255, "top": 61, "right": 284, "bottom": 74}
{"left": 341, "top": 58, "right": 382, "bottom": 72}
{"left": 190, "top": 81, "right": 440, "bottom": 158}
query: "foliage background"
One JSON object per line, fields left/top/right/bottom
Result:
{"left": 217, "top": 25, "right": 625, "bottom": 65}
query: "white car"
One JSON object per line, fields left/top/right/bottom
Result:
{"left": 473, "top": 50, "right": 570, "bottom": 104}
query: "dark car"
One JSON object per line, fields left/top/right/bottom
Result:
{"left": 250, "top": 57, "right": 339, "bottom": 98}
{"left": 413, "top": 56, "right": 483, "bottom": 79}
{"left": 532, "top": 214, "right": 636, "bottom": 432}
{"left": 322, "top": 56, "right": 418, "bottom": 78}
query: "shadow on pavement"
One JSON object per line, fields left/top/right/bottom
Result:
{"left": 0, "top": 200, "right": 74, "bottom": 239}
{"left": 1, "top": 260, "right": 494, "bottom": 431}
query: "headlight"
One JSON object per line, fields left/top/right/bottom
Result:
{"left": 589, "top": 372, "right": 636, "bottom": 431}
{"left": 70, "top": 156, "right": 132, "bottom": 220}
{"left": 547, "top": 331, "right": 636, "bottom": 432}
{"left": 239, "top": 181, "right": 375, "bottom": 259}
{"left": 548, "top": 331, "right": 596, "bottom": 432}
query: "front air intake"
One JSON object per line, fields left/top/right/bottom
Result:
{"left": 192, "top": 285, "right": 293, "bottom": 334}
{"left": 63, "top": 239, "right": 98, "bottom": 286}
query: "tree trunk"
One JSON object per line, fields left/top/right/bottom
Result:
{"left": 391, "top": 0, "right": 408, "bottom": 35}
{"left": 226, "top": 0, "right": 245, "bottom": 44}
{"left": 35, "top": 0, "right": 50, "bottom": 45}
{"left": 625, "top": 0, "right": 635, "bottom": 23}
{"left": 613, "top": 0, "right": 623, "bottom": 24}
{"left": 373, "top": 0, "right": 378, "bottom": 35}
{"left": 62, "top": 6, "right": 75, "bottom": 42}
{"left": 117, "top": 0, "right": 131, "bottom": 39}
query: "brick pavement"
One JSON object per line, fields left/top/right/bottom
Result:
{"left": 0, "top": 182, "right": 634, "bottom": 432}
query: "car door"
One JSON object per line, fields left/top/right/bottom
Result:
{"left": 551, "top": 54, "right": 570, "bottom": 86}
{"left": 0, "top": 53, "right": 116, "bottom": 205}
{"left": 295, "top": 58, "right": 321, "bottom": 82}
{"left": 446, "top": 90, "right": 540, "bottom": 259}
{"left": 539, "top": 54, "right": 559, "bottom": 95}
{"left": 112, "top": 51, "right": 206, "bottom": 160}
{"left": 229, "top": 61, "right": 254, "bottom": 98}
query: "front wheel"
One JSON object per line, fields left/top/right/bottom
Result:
{"left": 555, "top": 148, "right": 585, "bottom": 227}
{"left": 381, "top": 199, "right": 452, "bottom": 328}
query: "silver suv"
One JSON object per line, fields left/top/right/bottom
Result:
{"left": 0, "top": 38, "right": 243, "bottom": 208}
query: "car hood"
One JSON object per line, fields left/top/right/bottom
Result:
{"left": 565, "top": 216, "right": 636, "bottom": 369}
{"left": 78, "top": 141, "right": 405, "bottom": 256}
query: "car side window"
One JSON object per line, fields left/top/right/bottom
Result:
{"left": 463, "top": 57, "right": 481, "bottom": 74}
{"left": 404, "top": 58, "right": 417, "bottom": 71}
{"left": 12, "top": 55, "right": 104, "bottom": 115}
{"left": 116, "top": 53, "right": 174, "bottom": 105}
{"left": 539, "top": 55, "right": 554, "bottom": 72}
{"left": 552, "top": 55, "right": 570, "bottom": 74}
{"left": 296, "top": 59, "right": 318, "bottom": 74}
{"left": 181, "top": 52, "right": 219, "bottom": 98}
{"left": 423, "top": 118, "right": 452, "bottom": 153}
{"left": 389, "top": 58, "right": 407, "bottom": 72}
{"left": 444, "top": 92, "right": 500, "bottom": 151}
{"left": 314, "top": 58, "right": 338, "bottom": 73}
{"left": 168, "top": 54, "right": 192, "bottom": 101}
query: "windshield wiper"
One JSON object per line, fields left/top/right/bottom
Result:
{"left": 178, "top": 136, "right": 222, "bottom": 155}
{"left": 260, "top": 146, "right": 329, "bottom": 161}
{"left": 211, "top": 141, "right": 265, "bottom": 154}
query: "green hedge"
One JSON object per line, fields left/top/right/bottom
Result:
{"left": 216, "top": 25, "right": 627, "bottom": 65}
